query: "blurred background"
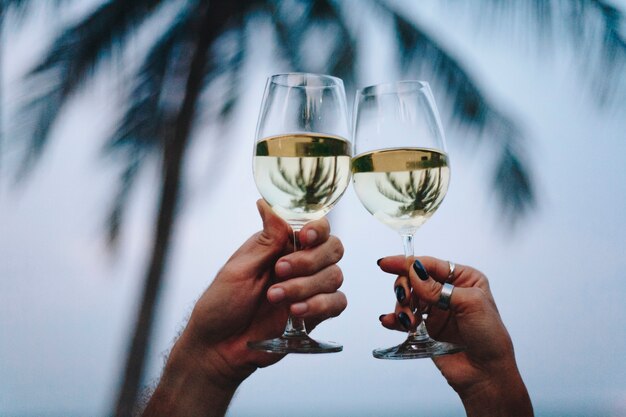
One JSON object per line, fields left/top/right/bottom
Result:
{"left": 1, "top": 0, "right": 625, "bottom": 416}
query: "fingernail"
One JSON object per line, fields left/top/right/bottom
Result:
{"left": 398, "top": 312, "right": 411, "bottom": 330}
{"left": 291, "top": 302, "right": 308, "bottom": 315}
{"left": 413, "top": 259, "right": 429, "bottom": 281}
{"left": 306, "top": 229, "right": 318, "bottom": 245}
{"left": 275, "top": 261, "right": 292, "bottom": 277}
{"left": 395, "top": 286, "right": 406, "bottom": 302}
{"left": 378, "top": 314, "right": 385, "bottom": 322}
{"left": 376, "top": 258, "right": 383, "bottom": 266}
{"left": 267, "top": 287, "right": 285, "bottom": 303}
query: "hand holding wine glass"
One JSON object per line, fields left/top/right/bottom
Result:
{"left": 140, "top": 201, "right": 348, "bottom": 416}
{"left": 249, "top": 73, "right": 351, "bottom": 353}
{"left": 352, "top": 80, "right": 463, "bottom": 359}
{"left": 377, "top": 255, "right": 533, "bottom": 416}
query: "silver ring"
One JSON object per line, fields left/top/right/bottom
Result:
{"left": 437, "top": 283, "right": 454, "bottom": 310}
{"left": 447, "top": 261, "right": 456, "bottom": 282}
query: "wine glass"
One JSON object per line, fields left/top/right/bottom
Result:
{"left": 351, "top": 80, "right": 464, "bottom": 359}
{"left": 248, "top": 73, "right": 351, "bottom": 353}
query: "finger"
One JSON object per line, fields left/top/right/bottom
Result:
{"left": 416, "top": 257, "right": 490, "bottom": 293}
{"left": 407, "top": 257, "right": 445, "bottom": 306}
{"left": 377, "top": 255, "right": 407, "bottom": 276}
{"left": 292, "top": 291, "right": 347, "bottom": 319}
{"left": 408, "top": 257, "right": 489, "bottom": 314}
{"left": 379, "top": 255, "right": 468, "bottom": 285}
{"left": 298, "top": 217, "right": 330, "bottom": 248}
{"left": 394, "top": 303, "right": 418, "bottom": 331}
{"left": 274, "top": 235, "right": 344, "bottom": 280}
{"left": 379, "top": 312, "right": 404, "bottom": 331}
{"left": 393, "top": 276, "right": 410, "bottom": 306}
{"left": 415, "top": 256, "right": 459, "bottom": 283}
{"left": 378, "top": 313, "right": 406, "bottom": 332}
{"left": 267, "top": 265, "right": 343, "bottom": 304}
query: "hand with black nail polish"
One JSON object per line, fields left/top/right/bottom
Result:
{"left": 141, "top": 200, "right": 347, "bottom": 417}
{"left": 377, "top": 255, "right": 533, "bottom": 417}
{"left": 395, "top": 285, "right": 406, "bottom": 302}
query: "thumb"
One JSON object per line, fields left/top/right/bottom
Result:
{"left": 256, "top": 199, "right": 290, "bottom": 249}
{"left": 225, "top": 200, "right": 290, "bottom": 276}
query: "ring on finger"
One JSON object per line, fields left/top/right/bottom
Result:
{"left": 437, "top": 283, "right": 454, "bottom": 310}
{"left": 447, "top": 261, "right": 456, "bottom": 282}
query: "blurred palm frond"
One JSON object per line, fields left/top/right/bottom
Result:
{"left": 460, "top": 0, "right": 626, "bottom": 103}
{"left": 378, "top": 1, "right": 536, "bottom": 224}
{"left": 13, "top": 0, "right": 168, "bottom": 178}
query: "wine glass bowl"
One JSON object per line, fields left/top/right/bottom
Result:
{"left": 248, "top": 73, "right": 351, "bottom": 354}
{"left": 254, "top": 132, "right": 352, "bottom": 231}
{"left": 351, "top": 147, "right": 450, "bottom": 235}
{"left": 351, "top": 80, "right": 463, "bottom": 359}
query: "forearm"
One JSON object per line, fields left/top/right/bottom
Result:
{"left": 460, "top": 367, "right": 533, "bottom": 417}
{"left": 142, "top": 333, "right": 241, "bottom": 417}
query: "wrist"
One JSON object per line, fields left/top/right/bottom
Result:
{"left": 142, "top": 331, "right": 245, "bottom": 417}
{"left": 173, "top": 327, "right": 251, "bottom": 390}
{"left": 459, "top": 363, "right": 533, "bottom": 417}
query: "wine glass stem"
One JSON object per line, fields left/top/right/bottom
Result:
{"left": 401, "top": 234, "right": 430, "bottom": 342}
{"left": 283, "top": 227, "right": 307, "bottom": 338}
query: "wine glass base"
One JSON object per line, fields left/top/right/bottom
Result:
{"left": 248, "top": 335, "right": 342, "bottom": 354}
{"left": 373, "top": 337, "right": 464, "bottom": 360}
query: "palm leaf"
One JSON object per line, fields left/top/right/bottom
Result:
{"left": 0, "top": 0, "right": 70, "bottom": 25}
{"left": 311, "top": 0, "right": 357, "bottom": 88}
{"left": 457, "top": 0, "right": 626, "bottom": 103}
{"left": 269, "top": 0, "right": 308, "bottom": 69}
{"left": 14, "top": 0, "right": 170, "bottom": 178}
{"left": 103, "top": 4, "right": 195, "bottom": 247}
{"left": 493, "top": 141, "right": 535, "bottom": 225}
{"left": 376, "top": 1, "right": 535, "bottom": 225}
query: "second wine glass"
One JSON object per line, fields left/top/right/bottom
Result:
{"left": 248, "top": 73, "right": 351, "bottom": 354}
{"left": 352, "top": 80, "right": 464, "bottom": 359}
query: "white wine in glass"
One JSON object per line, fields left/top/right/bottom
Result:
{"left": 248, "top": 73, "right": 351, "bottom": 354}
{"left": 254, "top": 133, "right": 352, "bottom": 229}
{"left": 352, "top": 81, "right": 463, "bottom": 359}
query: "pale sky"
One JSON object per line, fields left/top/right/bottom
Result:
{"left": 1, "top": 1, "right": 626, "bottom": 416}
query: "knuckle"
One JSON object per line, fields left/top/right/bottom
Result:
{"left": 477, "top": 272, "right": 490, "bottom": 289}
{"left": 427, "top": 280, "right": 442, "bottom": 302}
{"left": 338, "top": 292, "right": 348, "bottom": 310}
{"left": 285, "top": 280, "right": 305, "bottom": 300}
{"left": 329, "top": 236, "right": 344, "bottom": 261}
{"left": 466, "top": 287, "right": 482, "bottom": 298}
{"left": 330, "top": 266, "right": 344, "bottom": 289}
{"left": 297, "top": 255, "right": 315, "bottom": 273}
{"left": 465, "top": 287, "right": 488, "bottom": 305}
{"left": 320, "top": 217, "right": 331, "bottom": 233}
{"left": 331, "top": 293, "right": 347, "bottom": 317}
{"left": 314, "top": 296, "right": 330, "bottom": 314}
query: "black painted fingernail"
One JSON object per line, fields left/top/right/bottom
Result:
{"left": 413, "top": 259, "right": 429, "bottom": 281}
{"left": 398, "top": 312, "right": 411, "bottom": 330}
{"left": 378, "top": 314, "right": 385, "bottom": 322}
{"left": 395, "top": 286, "right": 406, "bottom": 302}
{"left": 376, "top": 258, "right": 383, "bottom": 266}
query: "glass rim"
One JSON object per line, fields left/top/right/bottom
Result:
{"left": 268, "top": 72, "right": 345, "bottom": 89}
{"left": 357, "top": 80, "right": 430, "bottom": 97}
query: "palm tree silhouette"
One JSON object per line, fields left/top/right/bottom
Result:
{"left": 2, "top": 0, "right": 625, "bottom": 415}
{"left": 271, "top": 156, "right": 342, "bottom": 210}
{"left": 376, "top": 168, "right": 446, "bottom": 216}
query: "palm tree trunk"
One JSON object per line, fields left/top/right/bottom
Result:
{"left": 112, "top": 7, "right": 213, "bottom": 417}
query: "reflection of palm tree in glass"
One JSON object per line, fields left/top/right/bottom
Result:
{"left": 4, "top": 0, "right": 625, "bottom": 412}
{"left": 352, "top": 81, "right": 463, "bottom": 359}
{"left": 271, "top": 157, "right": 340, "bottom": 211}
{"left": 250, "top": 73, "right": 350, "bottom": 354}
{"left": 377, "top": 168, "right": 444, "bottom": 217}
